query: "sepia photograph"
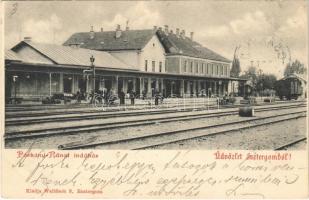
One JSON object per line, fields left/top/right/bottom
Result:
{"left": 3, "top": 1, "right": 308, "bottom": 151}
{"left": 1, "top": 1, "right": 309, "bottom": 199}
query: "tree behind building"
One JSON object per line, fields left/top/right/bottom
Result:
{"left": 230, "top": 57, "right": 241, "bottom": 77}
{"left": 284, "top": 59, "right": 307, "bottom": 76}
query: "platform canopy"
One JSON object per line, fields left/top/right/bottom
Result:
{"left": 5, "top": 49, "right": 22, "bottom": 62}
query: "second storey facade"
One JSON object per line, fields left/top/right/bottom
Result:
{"left": 63, "top": 25, "right": 231, "bottom": 79}
{"left": 166, "top": 55, "right": 230, "bottom": 77}
{"left": 64, "top": 27, "right": 166, "bottom": 74}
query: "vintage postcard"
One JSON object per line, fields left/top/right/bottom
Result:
{"left": 1, "top": 0, "right": 308, "bottom": 198}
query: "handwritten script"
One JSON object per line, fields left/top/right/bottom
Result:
{"left": 4, "top": 146, "right": 307, "bottom": 198}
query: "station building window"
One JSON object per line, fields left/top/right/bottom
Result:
{"left": 207, "top": 63, "right": 209, "bottom": 74}
{"left": 195, "top": 62, "right": 199, "bottom": 73}
{"left": 216, "top": 65, "right": 219, "bottom": 75}
{"left": 184, "top": 60, "right": 187, "bottom": 72}
{"left": 210, "top": 64, "right": 212, "bottom": 75}
{"left": 145, "top": 60, "right": 148, "bottom": 71}
{"left": 222, "top": 65, "right": 224, "bottom": 75}
{"left": 159, "top": 61, "right": 162, "bottom": 72}
{"left": 204, "top": 64, "right": 207, "bottom": 74}
{"left": 190, "top": 61, "right": 193, "bottom": 73}
{"left": 152, "top": 61, "right": 155, "bottom": 72}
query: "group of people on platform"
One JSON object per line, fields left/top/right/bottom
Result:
{"left": 75, "top": 88, "right": 232, "bottom": 106}
{"left": 75, "top": 88, "right": 164, "bottom": 106}
{"left": 119, "top": 89, "right": 164, "bottom": 106}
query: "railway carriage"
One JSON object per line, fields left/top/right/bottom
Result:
{"left": 275, "top": 77, "right": 303, "bottom": 100}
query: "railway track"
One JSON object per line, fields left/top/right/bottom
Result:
{"left": 5, "top": 102, "right": 306, "bottom": 126}
{"left": 5, "top": 103, "right": 219, "bottom": 125}
{"left": 56, "top": 109, "right": 306, "bottom": 150}
{"left": 4, "top": 104, "right": 305, "bottom": 140}
{"left": 274, "top": 137, "right": 307, "bottom": 150}
{"left": 5, "top": 100, "right": 305, "bottom": 119}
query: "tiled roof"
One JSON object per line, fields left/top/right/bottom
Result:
{"left": 64, "top": 28, "right": 231, "bottom": 63}
{"left": 194, "top": 46, "right": 231, "bottom": 63}
{"left": 156, "top": 30, "right": 231, "bottom": 63}
{"left": 11, "top": 41, "right": 137, "bottom": 70}
{"left": 5, "top": 50, "right": 22, "bottom": 61}
{"left": 63, "top": 29, "right": 155, "bottom": 51}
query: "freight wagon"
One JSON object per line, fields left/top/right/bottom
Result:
{"left": 275, "top": 77, "right": 303, "bottom": 100}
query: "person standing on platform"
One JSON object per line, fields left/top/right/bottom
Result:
{"left": 103, "top": 88, "right": 108, "bottom": 105}
{"left": 130, "top": 90, "right": 135, "bottom": 105}
{"left": 142, "top": 90, "right": 146, "bottom": 100}
{"left": 154, "top": 90, "right": 159, "bottom": 106}
{"left": 119, "top": 89, "right": 125, "bottom": 105}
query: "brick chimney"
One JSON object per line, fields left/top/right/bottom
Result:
{"left": 164, "top": 25, "right": 169, "bottom": 34}
{"left": 115, "top": 24, "right": 122, "bottom": 38}
{"left": 23, "top": 37, "right": 32, "bottom": 42}
{"left": 190, "top": 32, "right": 194, "bottom": 40}
{"left": 90, "top": 26, "right": 95, "bottom": 39}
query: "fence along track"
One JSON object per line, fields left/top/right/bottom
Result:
{"left": 5, "top": 104, "right": 306, "bottom": 140}
{"left": 6, "top": 104, "right": 220, "bottom": 125}
{"left": 5, "top": 99, "right": 219, "bottom": 117}
{"left": 5, "top": 102, "right": 306, "bottom": 126}
{"left": 58, "top": 110, "right": 306, "bottom": 150}
{"left": 5, "top": 100, "right": 305, "bottom": 119}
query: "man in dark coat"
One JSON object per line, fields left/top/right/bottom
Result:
{"left": 119, "top": 90, "right": 125, "bottom": 105}
{"left": 154, "top": 90, "right": 159, "bottom": 106}
{"left": 130, "top": 91, "right": 135, "bottom": 105}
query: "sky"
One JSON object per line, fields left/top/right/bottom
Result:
{"left": 4, "top": 1, "right": 308, "bottom": 78}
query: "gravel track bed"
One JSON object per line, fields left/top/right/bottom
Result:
{"left": 150, "top": 117, "right": 307, "bottom": 150}
{"left": 5, "top": 107, "right": 305, "bottom": 149}
{"left": 91, "top": 112, "right": 305, "bottom": 150}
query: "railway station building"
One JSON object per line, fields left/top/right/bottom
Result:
{"left": 5, "top": 25, "right": 246, "bottom": 103}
